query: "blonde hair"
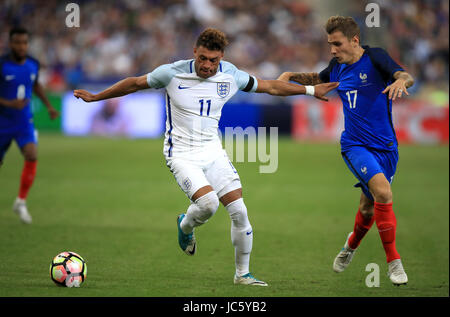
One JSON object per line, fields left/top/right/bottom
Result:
{"left": 325, "top": 16, "right": 360, "bottom": 40}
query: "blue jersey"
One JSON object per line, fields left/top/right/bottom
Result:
{"left": 319, "top": 45, "right": 404, "bottom": 151}
{"left": 0, "top": 54, "right": 40, "bottom": 133}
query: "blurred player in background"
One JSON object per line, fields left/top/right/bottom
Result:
{"left": 0, "top": 27, "right": 59, "bottom": 224}
{"left": 74, "top": 27, "right": 338, "bottom": 286}
{"left": 278, "top": 16, "right": 414, "bottom": 285}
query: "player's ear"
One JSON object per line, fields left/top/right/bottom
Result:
{"left": 216, "top": 51, "right": 224, "bottom": 62}
{"left": 351, "top": 35, "right": 360, "bottom": 47}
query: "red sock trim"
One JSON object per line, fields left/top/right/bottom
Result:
{"left": 18, "top": 160, "right": 37, "bottom": 199}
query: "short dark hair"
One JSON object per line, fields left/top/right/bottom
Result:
{"left": 325, "top": 16, "right": 360, "bottom": 40}
{"left": 195, "top": 28, "right": 229, "bottom": 52}
{"left": 9, "top": 26, "right": 29, "bottom": 40}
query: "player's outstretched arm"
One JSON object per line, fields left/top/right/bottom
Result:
{"left": 256, "top": 79, "right": 339, "bottom": 101}
{"left": 382, "top": 71, "right": 414, "bottom": 101}
{"left": 277, "top": 72, "right": 323, "bottom": 85}
{"left": 34, "top": 82, "right": 59, "bottom": 120}
{"left": 74, "top": 75, "right": 149, "bottom": 102}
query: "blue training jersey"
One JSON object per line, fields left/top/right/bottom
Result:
{"left": 0, "top": 54, "right": 40, "bottom": 133}
{"left": 319, "top": 45, "right": 404, "bottom": 151}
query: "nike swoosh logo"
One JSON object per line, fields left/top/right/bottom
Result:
{"left": 5, "top": 75, "right": 15, "bottom": 81}
{"left": 246, "top": 231, "right": 252, "bottom": 235}
{"left": 178, "top": 84, "right": 190, "bottom": 89}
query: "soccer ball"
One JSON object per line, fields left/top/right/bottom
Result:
{"left": 50, "top": 251, "right": 87, "bottom": 287}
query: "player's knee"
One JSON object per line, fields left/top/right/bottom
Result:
{"left": 194, "top": 191, "right": 219, "bottom": 220}
{"left": 21, "top": 143, "right": 38, "bottom": 161}
{"left": 225, "top": 198, "right": 250, "bottom": 228}
{"left": 359, "top": 202, "right": 374, "bottom": 218}
{"left": 25, "top": 156, "right": 37, "bottom": 162}
{"left": 360, "top": 208, "right": 374, "bottom": 219}
{"left": 373, "top": 187, "right": 392, "bottom": 204}
{"left": 23, "top": 150, "right": 37, "bottom": 161}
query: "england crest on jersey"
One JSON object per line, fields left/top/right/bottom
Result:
{"left": 217, "top": 82, "right": 230, "bottom": 98}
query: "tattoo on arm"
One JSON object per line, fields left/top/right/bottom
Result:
{"left": 289, "top": 72, "right": 322, "bottom": 85}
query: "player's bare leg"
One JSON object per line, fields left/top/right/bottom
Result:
{"left": 177, "top": 185, "right": 218, "bottom": 255}
{"left": 13, "top": 142, "right": 37, "bottom": 224}
{"left": 369, "top": 173, "right": 407, "bottom": 285}
{"left": 220, "top": 188, "right": 267, "bottom": 286}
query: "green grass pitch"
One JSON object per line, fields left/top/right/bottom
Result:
{"left": 0, "top": 134, "right": 448, "bottom": 297}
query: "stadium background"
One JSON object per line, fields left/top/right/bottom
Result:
{"left": 0, "top": 0, "right": 448, "bottom": 299}
{"left": 0, "top": 0, "right": 448, "bottom": 142}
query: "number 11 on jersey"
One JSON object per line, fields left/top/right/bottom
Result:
{"left": 199, "top": 99, "right": 211, "bottom": 116}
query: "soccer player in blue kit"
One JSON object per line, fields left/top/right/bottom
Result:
{"left": 278, "top": 16, "right": 414, "bottom": 285}
{"left": 0, "top": 27, "right": 59, "bottom": 224}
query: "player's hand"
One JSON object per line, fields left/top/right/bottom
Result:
{"left": 382, "top": 79, "right": 409, "bottom": 101}
{"left": 7, "top": 98, "right": 28, "bottom": 110}
{"left": 277, "top": 72, "right": 292, "bottom": 83}
{"left": 313, "top": 82, "right": 339, "bottom": 101}
{"left": 73, "top": 89, "right": 97, "bottom": 102}
{"left": 48, "top": 106, "right": 60, "bottom": 120}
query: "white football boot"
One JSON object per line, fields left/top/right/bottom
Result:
{"left": 13, "top": 197, "right": 32, "bottom": 224}
{"left": 234, "top": 273, "right": 268, "bottom": 286}
{"left": 388, "top": 259, "right": 408, "bottom": 286}
{"left": 333, "top": 232, "right": 355, "bottom": 273}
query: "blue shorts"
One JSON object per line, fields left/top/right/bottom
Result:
{"left": 0, "top": 125, "right": 38, "bottom": 161}
{"left": 341, "top": 146, "right": 398, "bottom": 201}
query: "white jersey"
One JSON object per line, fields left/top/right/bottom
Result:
{"left": 146, "top": 59, "right": 258, "bottom": 159}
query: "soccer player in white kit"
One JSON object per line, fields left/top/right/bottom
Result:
{"left": 74, "top": 28, "right": 338, "bottom": 286}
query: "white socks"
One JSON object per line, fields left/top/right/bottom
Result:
{"left": 180, "top": 191, "right": 219, "bottom": 234}
{"left": 180, "top": 193, "right": 253, "bottom": 277}
{"left": 226, "top": 198, "right": 252, "bottom": 277}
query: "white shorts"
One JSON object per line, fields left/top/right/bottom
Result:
{"left": 166, "top": 149, "right": 241, "bottom": 200}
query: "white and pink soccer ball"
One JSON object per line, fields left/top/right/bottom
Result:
{"left": 50, "top": 251, "right": 87, "bottom": 287}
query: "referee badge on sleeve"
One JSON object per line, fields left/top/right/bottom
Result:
{"left": 217, "top": 82, "right": 230, "bottom": 98}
